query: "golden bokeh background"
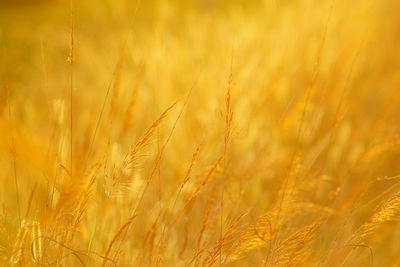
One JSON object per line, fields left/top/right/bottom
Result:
{"left": 0, "top": 0, "right": 400, "bottom": 266}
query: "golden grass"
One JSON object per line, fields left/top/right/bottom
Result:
{"left": 0, "top": 0, "right": 400, "bottom": 266}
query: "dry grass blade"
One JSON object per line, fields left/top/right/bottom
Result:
{"left": 104, "top": 102, "right": 176, "bottom": 197}
{"left": 203, "top": 211, "right": 248, "bottom": 266}
{"left": 352, "top": 191, "right": 400, "bottom": 242}
{"left": 122, "top": 101, "right": 176, "bottom": 171}
{"left": 226, "top": 212, "right": 274, "bottom": 263}
{"left": 269, "top": 220, "right": 322, "bottom": 267}
{"left": 102, "top": 214, "right": 137, "bottom": 267}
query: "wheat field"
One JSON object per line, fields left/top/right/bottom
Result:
{"left": 0, "top": 0, "right": 400, "bottom": 266}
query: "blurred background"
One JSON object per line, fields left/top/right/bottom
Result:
{"left": 1, "top": 0, "right": 400, "bottom": 266}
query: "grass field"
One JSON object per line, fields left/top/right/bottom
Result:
{"left": 1, "top": 0, "right": 400, "bottom": 266}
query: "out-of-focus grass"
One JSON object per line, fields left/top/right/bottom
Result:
{"left": 0, "top": 0, "right": 400, "bottom": 266}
